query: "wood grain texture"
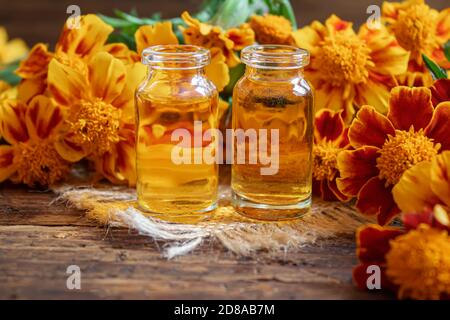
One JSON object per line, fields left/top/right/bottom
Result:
{"left": 0, "top": 185, "right": 392, "bottom": 300}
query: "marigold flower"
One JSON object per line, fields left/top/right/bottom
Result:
{"left": 386, "top": 225, "right": 450, "bottom": 300}
{"left": 249, "top": 14, "right": 295, "bottom": 45}
{"left": 180, "top": 11, "right": 255, "bottom": 68}
{"left": 135, "top": 21, "right": 230, "bottom": 92}
{"left": 382, "top": 0, "right": 450, "bottom": 70}
{"left": 313, "top": 109, "right": 350, "bottom": 201}
{"left": 337, "top": 86, "right": 450, "bottom": 225}
{"left": 47, "top": 51, "right": 146, "bottom": 186}
{"left": 393, "top": 151, "right": 450, "bottom": 213}
{"left": 353, "top": 214, "right": 450, "bottom": 300}
{"left": 15, "top": 15, "right": 139, "bottom": 103}
{"left": 0, "top": 26, "right": 28, "bottom": 65}
{"left": 293, "top": 15, "right": 409, "bottom": 121}
{"left": 0, "top": 96, "right": 71, "bottom": 186}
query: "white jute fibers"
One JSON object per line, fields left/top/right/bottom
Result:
{"left": 52, "top": 182, "right": 370, "bottom": 259}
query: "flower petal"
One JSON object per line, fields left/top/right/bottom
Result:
{"left": 349, "top": 106, "right": 395, "bottom": 148}
{"left": 56, "top": 14, "right": 113, "bottom": 58}
{"left": 205, "top": 48, "right": 229, "bottom": 92}
{"left": 313, "top": 81, "right": 355, "bottom": 122}
{"left": 327, "top": 179, "right": 351, "bottom": 202}
{"left": 17, "top": 77, "right": 47, "bottom": 103}
{"left": 225, "top": 24, "right": 255, "bottom": 51}
{"left": 356, "top": 224, "right": 403, "bottom": 263}
{"left": 425, "top": 102, "right": 450, "bottom": 151}
{"left": 436, "top": 8, "right": 450, "bottom": 44}
{"left": 135, "top": 22, "right": 179, "bottom": 55}
{"left": 0, "top": 100, "right": 28, "bottom": 144}
{"left": 325, "top": 15, "right": 355, "bottom": 36}
{"left": 431, "top": 151, "right": 450, "bottom": 207}
{"left": 430, "top": 79, "right": 450, "bottom": 107}
{"left": 314, "top": 109, "right": 345, "bottom": 143}
{"left": 337, "top": 146, "right": 379, "bottom": 197}
{"left": 0, "top": 145, "right": 16, "bottom": 182}
{"left": 112, "top": 62, "right": 147, "bottom": 122}
{"left": 393, "top": 161, "right": 441, "bottom": 213}
{"left": 54, "top": 135, "right": 86, "bottom": 162}
{"left": 354, "top": 75, "right": 393, "bottom": 114}
{"left": 15, "top": 43, "right": 53, "bottom": 79}
{"left": 88, "top": 52, "right": 126, "bottom": 103}
{"left": 387, "top": 86, "right": 434, "bottom": 131}
{"left": 360, "top": 25, "right": 409, "bottom": 76}
{"left": 47, "top": 58, "right": 87, "bottom": 106}
{"left": 356, "top": 176, "right": 400, "bottom": 225}
{"left": 104, "top": 43, "right": 140, "bottom": 64}
{"left": 26, "top": 95, "right": 64, "bottom": 140}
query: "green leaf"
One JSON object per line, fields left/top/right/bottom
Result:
{"left": 0, "top": 61, "right": 21, "bottom": 86}
{"left": 98, "top": 14, "right": 136, "bottom": 28}
{"left": 422, "top": 54, "right": 447, "bottom": 80}
{"left": 210, "top": 0, "right": 251, "bottom": 29}
{"left": 444, "top": 40, "right": 450, "bottom": 62}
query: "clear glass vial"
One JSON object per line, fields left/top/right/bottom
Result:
{"left": 135, "top": 45, "right": 219, "bottom": 221}
{"left": 231, "top": 45, "right": 313, "bottom": 221}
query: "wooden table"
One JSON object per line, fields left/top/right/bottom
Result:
{"left": 0, "top": 183, "right": 391, "bottom": 300}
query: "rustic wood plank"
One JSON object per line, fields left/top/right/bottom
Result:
{"left": 0, "top": 223, "right": 390, "bottom": 299}
{"left": 0, "top": 183, "right": 391, "bottom": 299}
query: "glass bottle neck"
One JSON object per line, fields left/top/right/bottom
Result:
{"left": 245, "top": 66, "right": 304, "bottom": 82}
{"left": 149, "top": 66, "right": 206, "bottom": 80}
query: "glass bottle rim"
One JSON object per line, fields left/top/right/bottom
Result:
{"left": 142, "top": 45, "right": 210, "bottom": 70}
{"left": 241, "top": 45, "right": 310, "bottom": 70}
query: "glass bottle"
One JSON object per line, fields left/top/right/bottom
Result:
{"left": 135, "top": 45, "right": 219, "bottom": 221}
{"left": 231, "top": 45, "right": 313, "bottom": 220}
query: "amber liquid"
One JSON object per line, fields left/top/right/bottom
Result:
{"left": 232, "top": 74, "right": 313, "bottom": 220}
{"left": 135, "top": 93, "right": 218, "bottom": 220}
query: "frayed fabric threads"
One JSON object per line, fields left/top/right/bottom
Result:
{"left": 52, "top": 185, "right": 370, "bottom": 259}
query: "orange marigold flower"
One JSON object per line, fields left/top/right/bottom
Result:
{"left": 313, "top": 109, "right": 351, "bottom": 201}
{"left": 337, "top": 86, "right": 450, "bottom": 225}
{"left": 386, "top": 224, "right": 450, "bottom": 300}
{"left": 393, "top": 151, "right": 450, "bottom": 213}
{"left": 249, "top": 14, "right": 295, "bottom": 45}
{"left": 382, "top": 0, "right": 450, "bottom": 70}
{"left": 293, "top": 15, "right": 409, "bottom": 121}
{"left": 0, "top": 96, "right": 71, "bottom": 186}
{"left": 47, "top": 51, "right": 146, "bottom": 186}
{"left": 15, "top": 15, "right": 139, "bottom": 103}
{"left": 353, "top": 209, "right": 450, "bottom": 300}
{"left": 180, "top": 11, "right": 255, "bottom": 68}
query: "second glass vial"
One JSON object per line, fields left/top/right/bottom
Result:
{"left": 231, "top": 45, "right": 313, "bottom": 220}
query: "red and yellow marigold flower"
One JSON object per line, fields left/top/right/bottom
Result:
{"left": 180, "top": 11, "right": 255, "bottom": 68}
{"left": 354, "top": 210, "right": 450, "bottom": 300}
{"left": 393, "top": 151, "right": 450, "bottom": 213}
{"left": 249, "top": 14, "right": 295, "bottom": 45}
{"left": 430, "top": 79, "right": 450, "bottom": 107}
{"left": 382, "top": 0, "right": 450, "bottom": 70}
{"left": 15, "top": 14, "right": 138, "bottom": 103}
{"left": 337, "top": 86, "right": 450, "bottom": 225}
{"left": 313, "top": 109, "right": 350, "bottom": 201}
{"left": 293, "top": 15, "right": 409, "bottom": 121}
{"left": 47, "top": 51, "right": 146, "bottom": 186}
{"left": 0, "top": 26, "right": 28, "bottom": 65}
{"left": 0, "top": 95, "right": 71, "bottom": 186}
